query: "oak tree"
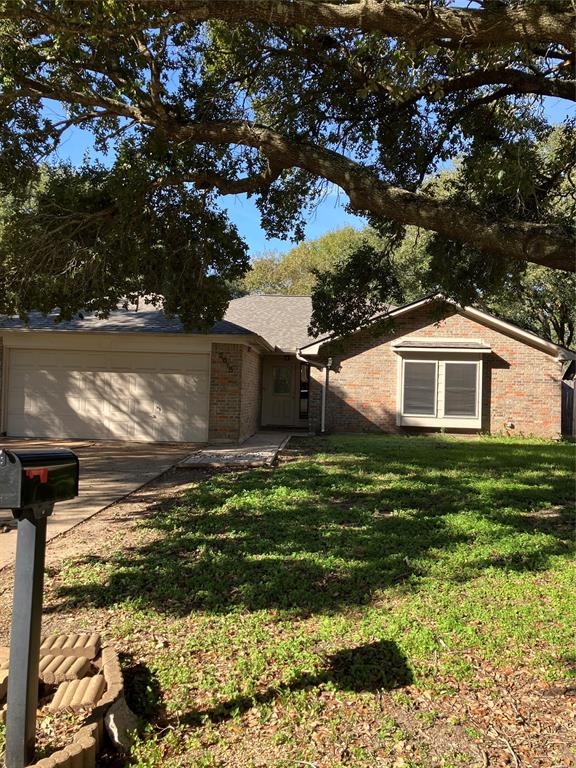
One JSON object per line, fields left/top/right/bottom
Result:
{"left": 0, "top": 0, "right": 574, "bottom": 325}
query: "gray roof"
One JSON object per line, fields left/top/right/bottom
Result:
{"left": 0, "top": 295, "right": 315, "bottom": 352}
{"left": 223, "top": 295, "right": 314, "bottom": 352}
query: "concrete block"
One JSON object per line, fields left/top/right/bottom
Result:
{"left": 0, "top": 669, "right": 7, "bottom": 700}
{"left": 64, "top": 740, "right": 84, "bottom": 768}
{"left": 76, "top": 722, "right": 98, "bottom": 741}
{"left": 50, "top": 748, "right": 73, "bottom": 768}
{"left": 33, "top": 758, "right": 58, "bottom": 768}
{"left": 40, "top": 634, "right": 100, "bottom": 660}
{"left": 49, "top": 676, "right": 105, "bottom": 712}
{"left": 76, "top": 735, "right": 96, "bottom": 768}
{"left": 40, "top": 655, "right": 91, "bottom": 684}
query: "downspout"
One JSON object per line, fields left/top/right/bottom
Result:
{"left": 296, "top": 350, "right": 332, "bottom": 434}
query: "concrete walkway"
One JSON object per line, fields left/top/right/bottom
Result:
{"left": 177, "top": 431, "right": 294, "bottom": 469}
{"left": 0, "top": 439, "right": 195, "bottom": 570}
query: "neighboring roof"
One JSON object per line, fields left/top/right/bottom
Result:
{"left": 223, "top": 295, "right": 314, "bottom": 352}
{"left": 0, "top": 305, "right": 248, "bottom": 336}
{"left": 0, "top": 295, "right": 314, "bottom": 353}
{"left": 299, "top": 294, "right": 576, "bottom": 361}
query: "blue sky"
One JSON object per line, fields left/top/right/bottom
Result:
{"left": 48, "top": 96, "right": 573, "bottom": 261}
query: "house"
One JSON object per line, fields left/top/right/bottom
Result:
{"left": 0, "top": 294, "right": 573, "bottom": 443}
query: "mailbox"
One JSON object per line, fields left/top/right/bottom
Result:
{"left": 0, "top": 448, "right": 79, "bottom": 511}
{"left": 2, "top": 447, "right": 79, "bottom": 768}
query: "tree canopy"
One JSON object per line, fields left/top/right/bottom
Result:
{"left": 241, "top": 227, "right": 381, "bottom": 295}
{"left": 244, "top": 223, "right": 576, "bottom": 347}
{"left": 0, "top": 0, "right": 574, "bottom": 326}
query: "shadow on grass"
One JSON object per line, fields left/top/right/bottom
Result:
{"left": 50, "top": 436, "right": 575, "bottom": 617}
{"left": 120, "top": 654, "right": 164, "bottom": 722}
{"left": 181, "top": 640, "right": 413, "bottom": 726}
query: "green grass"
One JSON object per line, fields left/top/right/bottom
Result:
{"left": 53, "top": 434, "right": 574, "bottom": 767}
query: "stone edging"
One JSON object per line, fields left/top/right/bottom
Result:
{"left": 1, "top": 634, "right": 124, "bottom": 768}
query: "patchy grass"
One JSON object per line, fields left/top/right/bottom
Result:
{"left": 48, "top": 435, "right": 574, "bottom": 767}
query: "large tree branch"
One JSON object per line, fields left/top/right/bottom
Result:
{"left": 161, "top": 1, "right": 576, "bottom": 49}
{"left": 12, "top": 76, "right": 146, "bottom": 122}
{"left": 4, "top": 77, "right": 573, "bottom": 271}
{"left": 168, "top": 121, "right": 574, "bottom": 271}
{"left": 402, "top": 67, "right": 576, "bottom": 105}
{"left": 2, "top": 1, "right": 574, "bottom": 49}
{"left": 152, "top": 157, "right": 286, "bottom": 195}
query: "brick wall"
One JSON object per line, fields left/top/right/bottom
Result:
{"left": 208, "top": 343, "right": 243, "bottom": 442}
{"left": 239, "top": 346, "right": 262, "bottom": 442}
{"left": 309, "top": 302, "right": 563, "bottom": 439}
{"left": 208, "top": 342, "right": 262, "bottom": 443}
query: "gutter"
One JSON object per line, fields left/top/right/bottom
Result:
{"left": 296, "top": 350, "right": 332, "bottom": 434}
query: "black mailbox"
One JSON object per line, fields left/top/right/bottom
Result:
{"left": 0, "top": 448, "right": 79, "bottom": 511}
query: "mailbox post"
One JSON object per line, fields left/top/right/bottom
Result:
{"left": 0, "top": 449, "right": 79, "bottom": 768}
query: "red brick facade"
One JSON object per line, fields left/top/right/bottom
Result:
{"left": 208, "top": 343, "right": 262, "bottom": 443}
{"left": 240, "top": 346, "right": 262, "bottom": 442}
{"left": 309, "top": 302, "right": 564, "bottom": 439}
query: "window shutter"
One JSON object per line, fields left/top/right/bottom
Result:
{"left": 444, "top": 363, "right": 477, "bottom": 417}
{"left": 403, "top": 362, "right": 436, "bottom": 415}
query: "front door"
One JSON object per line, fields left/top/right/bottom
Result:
{"left": 261, "top": 358, "right": 298, "bottom": 426}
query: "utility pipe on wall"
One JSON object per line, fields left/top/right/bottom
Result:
{"left": 321, "top": 358, "right": 332, "bottom": 434}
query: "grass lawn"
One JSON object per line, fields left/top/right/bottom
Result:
{"left": 3, "top": 435, "right": 574, "bottom": 767}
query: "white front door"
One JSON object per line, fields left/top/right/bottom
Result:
{"left": 261, "top": 359, "right": 298, "bottom": 426}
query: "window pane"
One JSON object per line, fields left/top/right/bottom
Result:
{"left": 403, "top": 362, "right": 436, "bottom": 415}
{"left": 299, "top": 364, "right": 309, "bottom": 419}
{"left": 444, "top": 363, "right": 477, "bottom": 417}
{"left": 273, "top": 366, "right": 291, "bottom": 395}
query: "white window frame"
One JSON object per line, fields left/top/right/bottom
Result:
{"left": 397, "top": 354, "right": 483, "bottom": 429}
{"left": 443, "top": 360, "right": 480, "bottom": 420}
{"left": 401, "top": 359, "right": 438, "bottom": 418}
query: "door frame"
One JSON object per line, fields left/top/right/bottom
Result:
{"left": 261, "top": 355, "right": 308, "bottom": 428}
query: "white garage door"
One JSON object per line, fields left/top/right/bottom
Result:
{"left": 6, "top": 348, "right": 210, "bottom": 443}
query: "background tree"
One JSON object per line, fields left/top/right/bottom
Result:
{"left": 241, "top": 227, "right": 383, "bottom": 295}
{"left": 0, "top": 0, "right": 574, "bottom": 326}
{"left": 244, "top": 220, "right": 575, "bottom": 347}
{"left": 0, "top": 162, "right": 248, "bottom": 328}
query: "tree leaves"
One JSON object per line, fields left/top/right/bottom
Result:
{"left": 0, "top": 161, "right": 249, "bottom": 329}
{"left": 0, "top": 0, "right": 574, "bottom": 322}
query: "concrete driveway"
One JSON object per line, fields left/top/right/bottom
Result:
{"left": 0, "top": 439, "right": 197, "bottom": 569}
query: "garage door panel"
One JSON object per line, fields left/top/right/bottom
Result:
{"left": 6, "top": 349, "right": 210, "bottom": 442}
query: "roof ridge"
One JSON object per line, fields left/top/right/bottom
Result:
{"left": 234, "top": 293, "right": 312, "bottom": 299}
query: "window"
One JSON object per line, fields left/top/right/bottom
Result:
{"left": 444, "top": 362, "right": 478, "bottom": 417}
{"left": 273, "top": 366, "right": 292, "bottom": 395}
{"left": 299, "top": 363, "right": 310, "bottom": 419}
{"left": 403, "top": 361, "right": 437, "bottom": 415}
{"left": 398, "top": 357, "right": 482, "bottom": 428}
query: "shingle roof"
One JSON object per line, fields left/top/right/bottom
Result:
{"left": 223, "top": 295, "right": 314, "bottom": 352}
{"left": 0, "top": 295, "right": 315, "bottom": 352}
